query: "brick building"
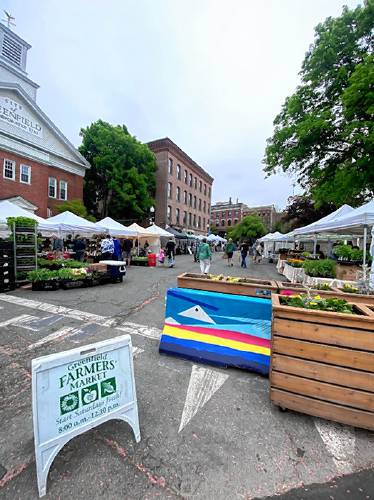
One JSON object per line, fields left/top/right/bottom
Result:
{"left": 211, "top": 198, "right": 279, "bottom": 232}
{"left": 147, "top": 138, "right": 213, "bottom": 235}
{"left": 0, "top": 24, "right": 89, "bottom": 217}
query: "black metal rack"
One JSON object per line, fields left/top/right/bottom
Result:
{"left": 12, "top": 224, "right": 38, "bottom": 284}
{"left": 0, "top": 240, "right": 15, "bottom": 292}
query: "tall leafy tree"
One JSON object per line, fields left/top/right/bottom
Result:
{"left": 264, "top": 2, "right": 374, "bottom": 206}
{"left": 79, "top": 120, "right": 157, "bottom": 220}
{"left": 55, "top": 199, "right": 96, "bottom": 222}
{"left": 227, "top": 215, "right": 266, "bottom": 242}
{"left": 280, "top": 195, "right": 336, "bottom": 231}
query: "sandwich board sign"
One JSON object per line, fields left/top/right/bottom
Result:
{"left": 32, "top": 334, "right": 140, "bottom": 497}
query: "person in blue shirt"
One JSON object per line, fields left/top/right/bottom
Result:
{"left": 112, "top": 237, "right": 122, "bottom": 261}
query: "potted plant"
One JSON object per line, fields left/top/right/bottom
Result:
{"left": 28, "top": 269, "right": 59, "bottom": 291}
{"left": 303, "top": 259, "right": 336, "bottom": 278}
{"left": 58, "top": 268, "right": 89, "bottom": 289}
{"left": 270, "top": 293, "right": 374, "bottom": 431}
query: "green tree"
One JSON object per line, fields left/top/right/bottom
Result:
{"left": 280, "top": 195, "right": 336, "bottom": 231}
{"left": 227, "top": 215, "right": 266, "bottom": 241}
{"left": 264, "top": 3, "right": 374, "bottom": 206}
{"left": 79, "top": 120, "right": 157, "bottom": 220}
{"left": 55, "top": 199, "right": 96, "bottom": 222}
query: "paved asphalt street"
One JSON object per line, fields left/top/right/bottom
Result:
{"left": 0, "top": 253, "right": 373, "bottom": 499}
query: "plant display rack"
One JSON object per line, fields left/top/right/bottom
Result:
{"left": 0, "top": 240, "right": 15, "bottom": 292}
{"left": 270, "top": 293, "right": 374, "bottom": 431}
{"left": 12, "top": 222, "right": 37, "bottom": 284}
{"left": 177, "top": 273, "right": 278, "bottom": 298}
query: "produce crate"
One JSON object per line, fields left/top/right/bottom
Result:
{"left": 60, "top": 279, "right": 86, "bottom": 290}
{"left": 177, "top": 273, "right": 278, "bottom": 298}
{"left": 270, "top": 293, "right": 374, "bottom": 431}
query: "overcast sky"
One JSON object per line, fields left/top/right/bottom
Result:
{"left": 4, "top": 0, "right": 361, "bottom": 209}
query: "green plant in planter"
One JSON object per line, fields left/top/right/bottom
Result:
{"left": 342, "top": 283, "right": 359, "bottom": 293}
{"left": 57, "top": 268, "right": 88, "bottom": 281}
{"left": 313, "top": 283, "right": 332, "bottom": 291}
{"left": 303, "top": 259, "right": 336, "bottom": 278}
{"left": 301, "top": 251, "right": 311, "bottom": 258}
{"left": 350, "top": 248, "right": 363, "bottom": 262}
{"left": 28, "top": 269, "right": 59, "bottom": 282}
{"left": 281, "top": 294, "right": 354, "bottom": 314}
{"left": 334, "top": 244, "right": 353, "bottom": 260}
{"left": 7, "top": 216, "right": 37, "bottom": 229}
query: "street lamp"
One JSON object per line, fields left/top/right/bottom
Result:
{"left": 149, "top": 206, "right": 155, "bottom": 225}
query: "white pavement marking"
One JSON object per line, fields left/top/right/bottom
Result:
{"left": 132, "top": 347, "right": 144, "bottom": 358}
{"left": 314, "top": 418, "right": 356, "bottom": 474}
{"left": 27, "top": 326, "right": 81, "bottom": 350}
{"left": 0, "top": 314, "right": 38, "bottom": 328}
{"left": 178, "top": 365, "right": 229, "bottom": 433}
{"left": 0, "top": 294, "right": 111, "bottom": 325}
{"left": 116, "top": 322, "right": 161, "bottom": 340}
{"left": 0, "top": 294, "right": 161, "bottom": 340}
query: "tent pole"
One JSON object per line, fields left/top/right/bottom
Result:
{"left": 313, "top": 235, "right": 317, "bottom": 255}
{"left": 363, "top": 226, "right": 367, "bottom": 279}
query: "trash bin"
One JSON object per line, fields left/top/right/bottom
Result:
{"left": 148, "top": 253, "right": 156, "bottom": 267}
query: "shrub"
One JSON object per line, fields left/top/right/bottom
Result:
{"left": 28, "top": 269, "right": 59, "bottom": 282}
{"left": 334, "top": 244, "right": 353, "bottom": 259}
{"left": 281, "top": 294, "right": 354, "bottom": 314}
{"left": 303, "top": 259, "right": 336, "bottom": 278}
{"left": 7, "top": 216, "right": 37, "bottom": 229}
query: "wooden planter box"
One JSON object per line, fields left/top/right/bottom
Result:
{"left": 334, "top": 289, "right": 374, "bottom": 306}
{"left": 276, "top": 281, "right": 345, "bottom": 299}
{"left": 270, "top": 294, "right": 374, "bottom": 431}
{"left": 177, "top": 272, "right": 278, "bottom": 298}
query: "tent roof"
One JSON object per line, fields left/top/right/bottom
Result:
{"left": 145, "top": 224, "right": 174, "bottom": 237}
{"left": 294, "top": 204, "right": 353, "bottom": 235}
{"left": 0, "top": 200, "right": 53, "bottom": 231}
{"left": 128, "top": 222, "right": 154, "bottom": 237}
{"left": 95, "top": 217, "right": 137, "bottom": 236}
{"left": 310, "top": 200, "right": 374, "bottom": 234}
{"left": 166, "top": 227, "right": 188, "bottom": 238}
{"left": 45, "top": 211, "right": 102, "bottom": 234}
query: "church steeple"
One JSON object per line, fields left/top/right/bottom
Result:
{"left": 0, "top": 22, "right": 39, "bottom": 100}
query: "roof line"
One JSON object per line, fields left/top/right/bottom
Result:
{"left": 147, "top": 137, "right": 214, "bottom": 182}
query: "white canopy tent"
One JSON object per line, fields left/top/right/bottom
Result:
{"left": 145, "top": 224, "right": 174, "bottom": 237}
{"left": 43, "top": 211, "right": 104, "bottom": 235}
{"left": 0, "top": 200, "right": 58, "bottom": 233}
{"left": 95, "top": 217, "right": 137, "bottom": 237}
{"left": 294, "top": 204, "right": 353, "bottom": 236}
{"left": 128, "top": 222, "right": 154, "bottom": 237}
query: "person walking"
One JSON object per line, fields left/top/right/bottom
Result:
{"left": 165, "top": 238, "right": 176, "bottom": 268}
{"left": 122, "top": 238, "right": 133, "bottom": 265}
{"left": 240, "top": 241, "right": 249, "bottom": 268}
{"left": 225, "top": 238, "right": 235, "bottom": 266}
{"left": 197, "top": 238, "right": 212, "bottom": 275}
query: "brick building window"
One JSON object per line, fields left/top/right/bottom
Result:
{"left": 198, "top": 216, "right": 201, "bottom": 228}
{"left": 20, "top": 164, "right": 31, "bottom": 184}
{"left": 167, "top": 205, "right": 172, "bottom": 222}
{"left": 188, "top": 212, "right": 192, "bottom": 226}
{"left": 48, "top": 177, "right": 57, "bottom": 198}
{"left": 234, "top": 219, "right": 238, "bottom": 225}
{"left": 188, "top": 193, "right": 192, "bottom": 207}
{"left": 60, "top": 180, "right": 68, "bottom": 200}
{"left": 208, "top": 187, "right": 211, "bottom": 197}
{"left": 193, "top": 214, "right": 196, "bottom": 227}
{"left": 189, "top": 173, "right": 193, "bottom": 187}
{"left": 204, "top": 183, "right": 207, "bottom": 195}
{"left": 176, "top": 208, "right": 180, "bottom": 224}
{"left": 199, "top": 180, "right": 202, "bottom": 192}
{"left": 176, "top": 186, "right": 181, "bottom": 202}
{"left": 167, "top": 182, "right": 172, "bottom": 199}
{"left": 184, "top": 170, "right": 188, "bottom": 184}
{"left": 177, "top": 164, "right": 181, "bottom": 180}
{"left": 168, "top": 158, "right": 173, "bottom": 175}
{"left": 216, "top": 219, "right": 219, "bottom": 226}
{"left": 228, "top": 220, "right": 232, "bottom": 226}
{"left": 194, "top": 177, "right": 197, "bottom": 189}
{"left": 198, "top": 198, "right": 202, "bottom": 211}
{"left": 203, "top": 217, "right": 206, "bottom": 229}
{"left": 203, "top": 201, "right": 206, "bottom": 213}
{"left": 193, "top": 195, "right": 197, "bottom": 209}
{"left": 3, "top": 159, "right": 15, "bottom": 180}
{"left": 183, "top": 211, "right": 187, "bottom": 224}
{"left": 221, "top": 220, "right": 225, "bottom": 226}
{"left": 184, "top": 190, "right": 187, "bottom": 204}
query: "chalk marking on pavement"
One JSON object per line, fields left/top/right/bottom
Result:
{"left": 178, "top": 365, "right": 229, "bottom": 433}
{"left": 0, "top": 314, "right": 38, "bottom": 328}
{"left": 27, "top": 326, "right": 80, "bottom": 350}
{"left": 314, "top": 418, "right": 356, "bottom": 474}
{"left": 0, "top": 294, "right": 161, "bottom": 340}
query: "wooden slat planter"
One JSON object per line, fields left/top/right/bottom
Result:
{"left": 333, "top": 289, "right": 374, "bottom": 306}
{"left": 270, "top": 294, "right": 374, "bottom": 431}
{"left": 177, "top": 272, "right": 278, "bottom": 298}
{"left": 276, "top": 281, "right": 345, "bottom": 299}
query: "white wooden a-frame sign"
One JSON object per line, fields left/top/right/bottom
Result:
{"left": 32, "top": 335, "right": 140, "bottom": 497}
